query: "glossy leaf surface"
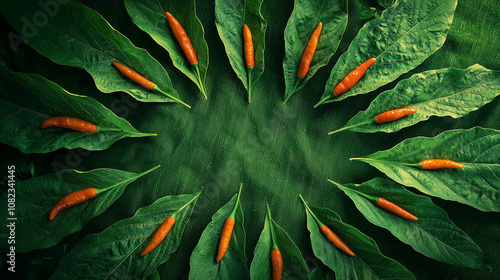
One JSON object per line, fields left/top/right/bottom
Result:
{"left": 0, "top": 66, "right": 154, "bottom": 154}
{"left": 215, "top": 0, "right": 267, "bottom": 101}
{"left": 0, "top": 166, "right": 159, "bottom": 252}
{"left": 283, "top": 0, "right": 348, "bottom": 102}
{"left": 124, "top": 0, "right": 209, "bottom": 98}
{"left": 304, "top": 202, "right": 416, "bottom": 279}
{"left": 331, "top": 64, "right": 500, "bottom": 134}
{"left": 0, "top": 0, "right": 185, "bottom": 104}
{"left": 333, "top": 178, "right": 491, "bottom": 269}
{"left": 354, "top": 127, "right": 500, "bottom": 212}
{"left": 317, "top": 0, "right": 458, "bottom": 105}
{"left": 189, "top": 193, "right": 249, "bottom": 279}
{"left": 49, "top": 189, "right": 201, "bottom": 280}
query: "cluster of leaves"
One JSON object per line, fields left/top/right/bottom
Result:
{"left": 0, "top": 0, "right": 498, "bottom": 278}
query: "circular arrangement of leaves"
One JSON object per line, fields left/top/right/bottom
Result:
{"left": 1, "top": 0, "right": 500, "bottom": 279}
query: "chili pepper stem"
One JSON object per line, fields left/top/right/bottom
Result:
{"left": 192, "top": 63, "right": 207, "bottom": 99}
{"left": 284, "top": 77, "right": 303, "bottom": 104}
{"left": 153, "top": 86, "right": 191, "bottom": 108}
{"left": 328, "top": 120, "right": 374, "bottom": 135}
{"left": 247, "top": 67, "right": 254, "bottom": 103}
{"left": 229, "top": 184, "right": 243, "bottom": 219}
{"left": 314, "top": 96, "right": 331, "bottom": 108}
{"left": 298, "top": 194, "right": 324, "bottom": 227}
{"left": 96, "top": 127, "right": 123, "bottom": 133}
{"left": 266, "top": 204, "right": 279, "bottom": 251}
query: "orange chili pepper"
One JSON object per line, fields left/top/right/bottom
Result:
{"left": 49, "top": 188, "right": 97, "bottom": 220}
{"left": 297, "top": 22, "right": 322, "bottom": 78}
{"left": 375, "top": 108, "right": 417, "bottom": 124}
{"left": 141, "top": 216, "right": 176, "bottom": 256}
{"left": 166, "top": 12, "right": 198, "bottom": 64}
{"left": 333, "top": 58, "right": 376, "bottom": 96}
{"left": 421, "top": 159, "right": 463, "bottom": 169}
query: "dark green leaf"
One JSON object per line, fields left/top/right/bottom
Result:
{"left": 0, "top": 67, "right": 155, "bottom": 154}
{"left": 49, "top": 189, "right": 202, "bottom": 280}
{"left": 215, "top": 0, "right": 267, "bottom": 102}
{"left": 250, "top": 206, "right": 309, "bottom": 279}
{"left": 353, "top": 127, "right": 500, "bottom": 212}
{"left": 0, "top": 166, "right": 159, "bottom": 253}
{"left": 0, "top": 0, "right": 187, "bottom": 105}
{"left": 283, "top": 0, "right": 348, "bottom": 102}
{"left": 124, "top": 0, "right": 209, "bottom": 98}
{"left": 330, "top": 64, "right": 500, "bottom": 134}
{"left": 316, "top": 0, "right": 458, "bottom": 106}
{"left": 303, "top": 201, "right": 416, "bottom": 279}
{"left": 333, "top": 178, "right": 491, "bottom": 269}
{"left": 189, "top": 193, "right": 249, "bottom": 279}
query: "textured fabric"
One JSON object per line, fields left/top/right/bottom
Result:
{"left": 1, "top": 0, "right": 499, "bottom": 279}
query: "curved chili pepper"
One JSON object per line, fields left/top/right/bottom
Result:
{"left": 40, "top": 116, "right": 97, "bottom": 133}
{"left": 297, "top": 22, "right": 322, "bottom": 78}
{"left": 375, "top": 108, "right": 417, "bottom": 124}
{"left": 333, "top": 58, "right": 376, "bottom": 96}
{"left": 49, "top": 188, "right": 97, "bottom": 220}
{"left": 377, "top": 198, "right": 418, "bottom": 220}
{"left": 140, "top": 216, "right": 176, "bottom": 256}
{"left": 165, "top": 12, "right": 198, "bottom": 64}
{"left": 112, "top": 62, "right": 156, "bottom": 90}
{"left": 421, "top": 159, "right": 463, "bottom": 169}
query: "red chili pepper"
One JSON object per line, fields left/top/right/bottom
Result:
{"left": 421, "top": 159, "right": 463, "bottom": 169}
{"left": 375, "top": 108, "right": 417, "bottom": 124}
{"left": 333, "top": 58, "right": 376, "bottom": 96}
{"left": 49, "top": 188, "right": 97, "bottom": 220}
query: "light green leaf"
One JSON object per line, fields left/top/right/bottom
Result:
{"left": 49, "top": 189, "right": 202, "bottom": 280}
{"left": 333, "top": 178, "right": 491, "bottom": 269}
{"left": 316, "top": 0, "right": 458, "bottom": 106}
{"left": 0, "top": 0, "right": 187, "bottom": 105}
{"left": 0, "top": 67, "right": 155, "bottom": 154}
{"left": 353, "top": 127, "right": 500, "bottom": 212}
{"left": 283, "top": 0, "right": 348, "bottom": 102}
{"left": 330, "top": 64, "right": 500, "bottom": 134}
{"left": 189, "top": 192, "right": 248, "bottom": 280}
{"left": 0, "top": 166, "right": 159, "bottom": 253}
{"left": 215, "top": 0, "right": 267, "bottom": 102}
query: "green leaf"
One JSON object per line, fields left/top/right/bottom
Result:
{"left": 0, "top": 67, "right": 155, "bottom": 154}
{"left": 124, "top": 0, "right": 209, "bottom": 99}
{"left": 250, "top": 205, "right": 309, "bottom": 279}
{"left": 353, "top": 127, "right": 500, "bottom": 212}
{"left": 316, "top": 0, "right": 458, "bottom": 106}
{"left": 188, "top": 192, "right": 249, "bottom": 279}
{"left": 49, "top": 189, "right": 202, "bottom": 280}
{"left": 215, "top": 0, "right": 267, "bottom": 102}
{"left": 283, "top": 0, "right": 348, "bottom": 102}
{"left": 330, "top": 64, "right": 500, "bottom": 134}
{"left": 0, "top": 166, "right": 159, "bottom": 253}
{"left": 302, "top": 202, "right": 416, "bottom": 279}
{"left": 332, "top": 178, "right": 491, "bottom": 269}
{"left": 0, "top": 0, "right": 187, "bottom": 105}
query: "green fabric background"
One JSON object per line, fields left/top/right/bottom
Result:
{"left": 1, "top": 0, "right": 499, "bottom": 279}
